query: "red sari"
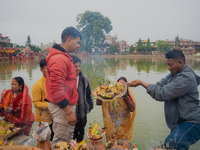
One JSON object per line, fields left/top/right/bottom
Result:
{"left": 0, "top": 84, "right": 35, "bottom": 136}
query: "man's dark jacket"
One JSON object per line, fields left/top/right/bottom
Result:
{"left": 76, "top": 71, "right": 93, "bottom": 121}
{"left": 147, "top": 64, "right": 200, "bottom": 130}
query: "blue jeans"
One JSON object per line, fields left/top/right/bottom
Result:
{"left": 164, "top": 122, "right": 200, "bottom": 150}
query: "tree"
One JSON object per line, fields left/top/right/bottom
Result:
{"left": 107, "top": 44, "right": 119, "bottom": 54}
{"left": 26, "top": 35, "right": 31, "bottom": 46}
{"left": 146, "top": 38, "right": 151, "bottom": 52}
{"left": 30, "top": 45, "right": 41, "bottom": 53}
{"left": 175, "top": 35, "right": 180, "bottom": 49}
{"left": 24, "top": 35, "right": 41, "bottom": 52}
{"left": 76, "top": 11, "right": 113, "bottom": 52}
{"left": 155, "top": 40, "right": 172, "bottom": 53}
{"left": 129, "top": 45, "right": 135, "bottom": 54}
{"left": 136, "top": 38, "right": 144, "bottom": 52}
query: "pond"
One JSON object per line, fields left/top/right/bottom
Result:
{"left": 0, "top": 56, "right": 200, "bottom": 150}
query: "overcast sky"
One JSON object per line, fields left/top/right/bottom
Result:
{"left": 0, "top": 0, "right": 200, "bottom": 46}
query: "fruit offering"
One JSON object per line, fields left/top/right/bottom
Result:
{"left": 96, "top": 82, "right": 126, "bottom": 99}
{"left": 87, "top": 122, "right": 106, "bottom": 139}
{"left": 106, "top": 140, "right": 139, "bottom": 150}
{"left": 54, "top": 141, "right": 69, "bottom": 149}
{"left": 53, "top": 140, "right": 87, "bottom": 150}
{"left": 0, "top": 119, "right": 16, "bottom": 136}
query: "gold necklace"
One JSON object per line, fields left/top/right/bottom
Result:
{"left": 12, "top": 91, "right": 21, "bottom": 98}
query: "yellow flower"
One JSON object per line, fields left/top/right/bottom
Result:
{"left": 4, "top": 106, "right": 7, "bottom": 111}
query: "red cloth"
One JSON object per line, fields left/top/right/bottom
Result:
{"left": 0, "top": 84, "right": 35, "bottom": 136}
{"left": 46, "top": 47, "right": 78, "bottom": 105}
{"left": 128, "top": 95, "right": 135, "bottom": 106}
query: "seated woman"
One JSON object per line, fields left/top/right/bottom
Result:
{"left": 96, "top": 77, "right": 136, "bottom": 142}
{"left": 0, "top": 77, "right": 35, "bottom": 136}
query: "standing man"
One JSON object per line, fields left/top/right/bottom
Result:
{"left": 32, "top": 58, "right": 54, "bottom": 140}
{"left": 46, "top": 27, "right": 82, "bottom": 142}
{"left": 71, "top": 55, "right": 93, "bottom": 143}
{"left": 127, "top": 49, "right": 200, "bottom": 150}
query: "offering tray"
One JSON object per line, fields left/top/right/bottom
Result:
{"left": 0, "top": 126, "right": 26, "bottom": 140}
{"left": 107, "top": 140, "right": 140, "bottom": 150}
{"left": 92, "top": 82, "right": 127, "bottom": 102}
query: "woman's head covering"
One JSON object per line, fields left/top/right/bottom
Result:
{"left": 117, "top": 77, "right": 127, "bottom": 83}
{"left": 117, "top": 77, "right": 129, "bottom": 95}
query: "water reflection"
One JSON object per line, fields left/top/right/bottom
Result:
{"left": 80, "top": 56, "right": 200, "bottom": 89}
{"left": 0, "top": 58, "right": 39, "bottom": 81}
{"left": 82, "top": 57, "right": 167, "bottom": 79}
{"left": 1, "top": 57, "right": 199, "bottom": 83}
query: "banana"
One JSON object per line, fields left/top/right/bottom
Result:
{"left": 91, "top": 123, "right": 98, "bottom": 136}
{"left": 56, "top": 142, "right": 69, "bottom": 150}
{"left": 9, "top": 140, "right": 14, "bottom": 146}
{"left": 10, "top": 123, "right": 15, "bottom": 128}
{"left": 0, "top": 140, "right": 4, "bottom": 146}
{"left": 74, "top": 140, "right": 86, "bottom": 150}
{"left": 0, "top": 125, "right": 6, "bottom": 135}
{"left": 56, "top": 142, "right": 67, "bottom": 147}
{"left": 0, "top": 120, "right": 7, "bottom": 128}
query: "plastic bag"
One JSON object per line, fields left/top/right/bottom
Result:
{"left": 32, "top": 122, "right": 51, "bottom": 141}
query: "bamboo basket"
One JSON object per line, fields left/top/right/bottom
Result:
{"left": 0, "top": 126, "right": 26, "bottom": 141}
{"left": 92, "top": 83, "right": 127, "bottom": 102}
{"left": 0, "top": 145, "right": 42, "bottom": 150}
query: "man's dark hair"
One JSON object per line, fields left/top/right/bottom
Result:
{"left": 39, "top": 58, "right": 47, "bottom": 69}
{"left": 165, "top": 49, "right": 185, "bottom": 63}
{"left": 61, "top": 26, "right": 82, "bottom": 43}
{"left": 71, "top": 55, "right": 81, "bottom": 64}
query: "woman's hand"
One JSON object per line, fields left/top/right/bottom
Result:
{"left": 123, "top": 96, "right": 135, "bottom": 112}
{"left": 96, "top": 98, "right": 102, "bottom": 105}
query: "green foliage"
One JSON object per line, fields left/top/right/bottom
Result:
{"left": 26, "top": 35, "right": 31, "bottom": 46}
{"left": 30, "top": 45, "right": 41, "bottom": 53}
{"left": 136, "top": 38, "right": 144, "bottom": 52}
{"left": 80, "top": 38, "right": 93, "bottom": 52}
{"left": 146, "top": 38, "right": 151, "bottom": 52}
{"left": 15, "top": 44, "right": 24, "bottom": 48}
{"left": 129, "top": 45, "right": 135, "bottom": 54}
{"left": 76, "top": 10, "right": 113, "bottom": 52}
{"left": 175, "top": 35, "right": 180, "bottom": 49}
{"left": 107, "top": 44, "right": 119, "bottom": 54}
{"left": 155, "top": 40, "right": 172, "bottom": 52}
{"left": 135, "top": 58, "right": 154, "bottom": 74}
{"left": 24, "top": 35, "right": 41, "bottom": 53}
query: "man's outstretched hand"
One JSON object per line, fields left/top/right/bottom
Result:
{"left": 126, "top": 79, "right": 149, "bottom": 89}
{"left": 126, "top": 79, "right": 141, "bottom": 87}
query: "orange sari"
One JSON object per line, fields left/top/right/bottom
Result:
{"left": 0, "top": 84, "right": 35, "bottom": 136}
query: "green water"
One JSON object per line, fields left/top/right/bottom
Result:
{"left": 0, "top": 56, "right": 200, "bottom": 150}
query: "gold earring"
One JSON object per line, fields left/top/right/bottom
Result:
{"left": 19, "top": 87, "right": 22, "bottom": 91}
